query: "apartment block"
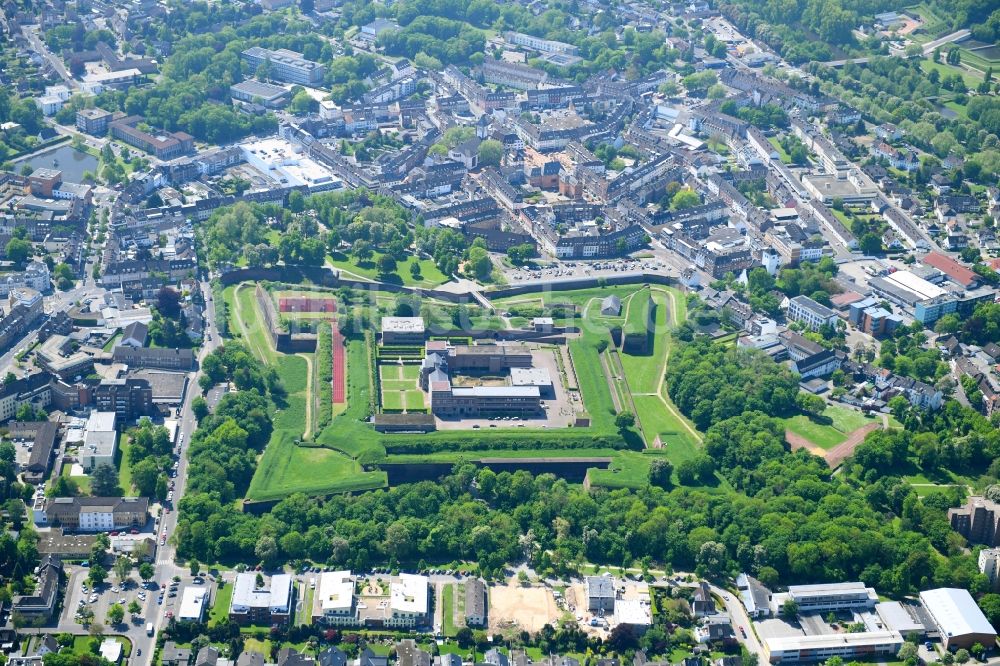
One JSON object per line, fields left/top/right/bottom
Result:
{"left": 787, "top": 295, "right": 839, "bottom": 332}
{"left": 241, "top": 47, "right": 325, "bottom": 86}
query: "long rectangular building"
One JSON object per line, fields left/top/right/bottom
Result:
{"left": 919, "top": 588, "right": 997, "bottom": 649}
{"left": 430, "top": 384, "right": 541, "bottom": 418}
{"left": 241, "top": 47, "right": 325, "bottom": 86}
{"left": 786, "top": 582, "right": 878, "bottom": 611}
{"left": 109, "top": 116, "right": 193, "bottom": 160}
{"left": 765, "top": 631, "right": 903, "bottom": 663}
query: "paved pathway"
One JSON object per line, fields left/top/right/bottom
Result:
{"left": 825, "top": 422, "right": 881, "bottom": 468}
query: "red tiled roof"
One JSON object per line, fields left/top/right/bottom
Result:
{"left": 923, "top": 252, "right": 977, "bottom": 288}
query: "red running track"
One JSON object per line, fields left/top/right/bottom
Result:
{"left": 279, "top": 297, "right": 337, "bottom": 313}
{"left": 331, "top": 320, "right": 346, "bottom": 404}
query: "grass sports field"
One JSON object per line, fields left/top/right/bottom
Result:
{"left": 781, "top": 404, "right": 879, "bottom": 450}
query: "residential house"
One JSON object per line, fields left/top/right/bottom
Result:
{"left": 465, "top": 578, "right": 487, "bottom": 627}
{"left": 693, "top": 582, "right": 716, "bottom": 617}
{"left": 12, "top": 555, "right": 62, "bottom": 621}
{"left": 161, "top": 643, "right": 193, "bottom": 666}
{"left": 585, "top": 576, "right": 615, "bottom": 612}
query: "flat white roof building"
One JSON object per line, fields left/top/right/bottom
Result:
{"left": 313, "top": 571, "right": 356, "bottom": 625}
{"left": 883, "top": 270, "right": 947, "bottom": 301}
{"left": 765, "top": 631, "right": 903, "bottom": 663}
{"left": 510, "top": 367, "right": 553, "bottom": 388}
{"left": 381, "top": 317, "right": 426, "bottom": 345}
{"left": 919, "top": 588, "right": 997, "bottom": 649}
{"left": 381, "top": 317, "right": 426, "bottom": 333}
{"left": 99, "top": 639, "right": 123, "bottom": 664}
{"left": 240, "top": 138, "right": 341, "bottom": 192}
{"left": 178, "top": 587, "right": 208, "bottom": 622}
{"left": 875, "top": 601, "right": 925, "bottom": 635}
{"left": 82, "top": 411, "right": 118, "bottom": 472}
{"left": 614, "top": 599, "right": 651, "bottom": 628}
{"left": 389, "top": 574, "right": 429, "bottom": 628}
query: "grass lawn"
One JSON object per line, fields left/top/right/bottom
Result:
{"left": 404, "top": 391, "right": 425, "bottom": 410}
{"left": 441, "top": 583, "right": 458, "bottom": 637}
{"left": 568, "top": 338, "right": 616, "bottom": 432}
{"left": 315, "top": 338, "right": 385, "bottom": 463}
{"left": 327, "top": 251, "right": 449, "bottom": 288}
{"left": 401, "top": 365, "right": 421, "bottom": 380}
{"left": 918, "top": 58, "right": 983, "bottom": 89}
{"left": 492, "top": 284, "right": 649, "bottom": 310}
{"left": 62, "top": 462, "right": 91, "bottom": 495}
{"left": 231, "top": 282, "right": 387, "bottom": 498}
{"left": 298, "top": 585, "right": 314, "bottom": 625}
{"left": 246, "top": 435, "right": 386, "bottom": 500}
{"left": 632, "top": 395, "right": 699, "bottom": 460}
{"left": 117, "top": 434, "right": 132, "bottom": 493}
{"left": 379, "top": 365, "right": 401, "bottom": 380}
{"left": 620, "top": 289, "right": 670, "bottom": 394}
{"left": 768, "top": 136, "right": 792, "bottom": 164}
{"left": 382, "top": 392, "right": 404, "bottom": 411}
{"left": 781, "top": 405, "right": 878, "bottom": 450}
{"left": 381, "top": 380, "right": 411, "bottom": 391}
{"left": 208, "top": 582, "right": 233, "bottom": 627}
{"left": 71, "top": 636, "right": 131, "bottom": 658}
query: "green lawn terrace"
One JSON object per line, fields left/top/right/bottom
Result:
{"left": 326, "top": 251, "right": 450, "bottom": 289}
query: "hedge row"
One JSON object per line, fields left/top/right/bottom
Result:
{"left": 381, "top": 431, "right": 631, "bottom": 454}
{"left": 315, "top": 322, "right": 333, "bottom": 432}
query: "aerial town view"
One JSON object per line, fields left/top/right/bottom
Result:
{"left": 0, "top": 0, "right": 999, "bottom": 665}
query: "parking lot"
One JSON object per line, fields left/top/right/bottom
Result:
{"left": 502, "top": 257, "right": 671, "bottom": 283}
{"left": 62, "top": 568, "right": 159, "bottom": 629}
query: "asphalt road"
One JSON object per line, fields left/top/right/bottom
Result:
{"left": 135, "top": 279, "right": 220, "bottom": 663}
{"left": 22, "top": 25, "right": 77, "bottom": 89}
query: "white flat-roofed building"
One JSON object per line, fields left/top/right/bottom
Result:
{"left": 231, "top": 79, "right": 291, "bottom": 108}
{"left": 81, "top": 68, "right": 141, "bottom": 94}
{"left": 787, "top": 295, "right": 839, "bottom": 332}
{"left": 883, "top": 270, "right": 948, "bottom": 301}
{"left": 240, "top": 138, "right": 341, "bottom": 192}
{"left": 510, "top": 367, "right": 554, "bottom": 397}
{"left": 388, "top": 574, "right": 429, "bottom": 628}
{"left": 230, "top": 572, "right": 294, "bottom": 626}
{"left": 381, "top": 317, "right": 426, "bottom": 345}
{"left": 82, "top": 411, "right": 118, "bottom": 471}
{"left": 313, "top": 571, "right": 356, "bottom": 626}
{"left": 99, "top": 639, "right": 122, "bottom": 664}
{"left": 786, "top": 581, "right": 878, "bottom": 611}
{"left": 764, "top": 631, "right": 903, "bottom": 663}
{"left": 614, "top": 599, "right": 651, "bottom": 630}
{"left": 178, "top": 587, "right": 208, "bottom": 623}
{"left": 504, "top": 31, "right": 578, "bottom": 55}
{"left": 919, "top": 588, "right": 997, "bottom": 649}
